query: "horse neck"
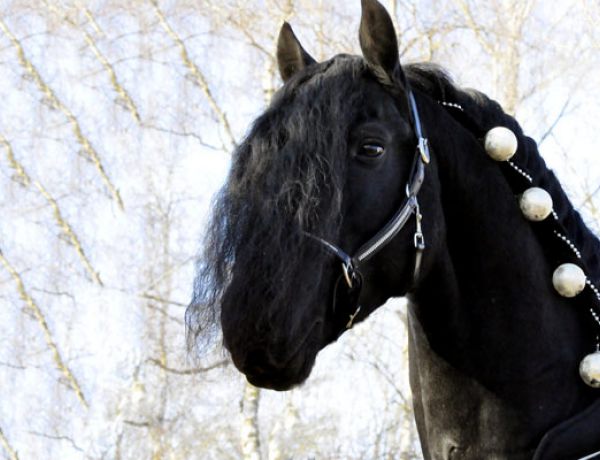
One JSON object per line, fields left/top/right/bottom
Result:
{"left": 411, "top": 101, "right": 597, "bottom": 402}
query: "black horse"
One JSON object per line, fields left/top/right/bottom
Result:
{"left": 188, "top": 0, "right": 600, "bottom": 457}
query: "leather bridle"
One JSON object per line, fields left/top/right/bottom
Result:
{"left": 307, "top": 86, "right": 431, "bottom": 332}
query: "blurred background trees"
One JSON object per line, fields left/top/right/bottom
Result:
{"left": 1, "top": 1, "right": 599, "bottom": 458}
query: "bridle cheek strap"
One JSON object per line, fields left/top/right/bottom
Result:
{"left": 306, "top": 88, "right": 429, "bottom": 330}
{"left": 308, "top": 150, "right": 427, "bottom": 286}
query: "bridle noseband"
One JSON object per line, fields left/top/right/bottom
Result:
{"left": 307, "top": 86, "right": 430, "bottom": 332}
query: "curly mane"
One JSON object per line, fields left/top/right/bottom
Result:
{"left": 187, "top": 56, "right": 373, "bottom": 349}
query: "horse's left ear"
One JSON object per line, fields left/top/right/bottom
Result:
{"left": 359, "top": 0, "right": 402, "bottom": 85}
{"left": 277, "top": 22, "right": 316, "bottom": 82}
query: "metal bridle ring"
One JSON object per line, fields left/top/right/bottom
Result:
{"left": 342, "top": 262, "right": 357, "bottom": 289}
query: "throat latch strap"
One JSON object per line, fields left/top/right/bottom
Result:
{"left": 306, "top": 158, "right": 426, "bottom": 290}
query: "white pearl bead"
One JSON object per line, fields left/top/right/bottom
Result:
{"left": 484, "top": 126, "right": 518, "bottom": 161}
{"left": 580, "top": 351, "right": 600, "bottom": 388}
{"left": 552, "top": 263, "right": 586, "bottom": 298}
{"left": 519, "top": 187, "right": 553, "bottom": 221}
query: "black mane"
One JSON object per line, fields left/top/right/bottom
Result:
{"left": 187, "top": 56, "right": 373, "bottom": 348}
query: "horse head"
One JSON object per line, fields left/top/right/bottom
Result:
{"left": 189, "top": 0, "right": 443, "bottom": 391}
{"left": 190, "top": 0, "right": 600, "bottom": 455}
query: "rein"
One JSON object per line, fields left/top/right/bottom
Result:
{"left": 307, "top": 86, "right": 430, "bottom": 331}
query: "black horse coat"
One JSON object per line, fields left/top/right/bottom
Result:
{"left": 188, "top": 0, "right": 600, "bottom": 457}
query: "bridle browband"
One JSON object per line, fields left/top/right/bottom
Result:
{"left": 306, "top": 84, "right": 430, "bottom": 331}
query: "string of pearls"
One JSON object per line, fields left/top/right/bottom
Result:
{"left": 478, "top": 122, "right": 600, "bottom": 388}
{"left": 554, "top": 230, "right": 582, "bottom": 259}
{"left": 438, "top": 99, "right": 600, "bottom": 386}
{"left": 438, "top": 101, "right": 464, "bottom": 112}
{"left": 507, "top": 161, "right": 533, "bottom": 183}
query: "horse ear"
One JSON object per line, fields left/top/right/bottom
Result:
{"left": 277, "top": 22, "right": 316, "bottom": 82}
{"left": 359, "top": 0, "right": 402, "bottom": 84}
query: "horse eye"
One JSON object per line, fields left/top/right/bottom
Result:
{"left": 359, "top": 143, "right": 385, "bottom": 158}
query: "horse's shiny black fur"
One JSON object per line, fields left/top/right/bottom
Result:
{"left": 187, "top": 55, "right": 411, "bottom": 390}
{"left": 188, "top": 0, "right": 600, "bottom": 456}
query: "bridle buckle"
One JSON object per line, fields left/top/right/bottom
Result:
{"left": 413, "top": 200, "right": 426, "bottom": 250}
{"left": 418, "top": 137, "right": 430, "bottom": 164}
{"left": 342, "top": 261, "right": 357, "bottom": 289}
{"left": 414, "top": 232, "right": 425, "bottom": 251}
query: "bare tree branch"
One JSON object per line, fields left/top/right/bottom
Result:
{"left": 82, "top": 30, "right": 141, "bottom": 123}
{"left": 579, "top": 182, "right": 600, "bottom": 210}
{"left": 0, "top": 425, "right": 19, "bottom": 460}
{"left": 44, "top": 2, "right": 142, "bottom": 124}
{"left": 143, "top": 302, "right": 184, "bottom": 325}
{"left": 28, "top": 431, "right": 84, "bottom": 453}
{"left": 0, "top": 18, "right": 124, "bottom": 210}
{"left": 123, "top": 420, "right": 151, "bottom": 428}
{"left": 141, "top": 255, "right": 195, "bottom": 292}
{"left": 538, "top": 98, "right": 572, "bottom": 146}
{"left": 0, "top": 361, "right": 26, "bottom": 370}
{"left": 0, "top": 248, "right": 88, "bottom": 408}
{"left": 240, "top": 383, "right": 261, "bottom": 460}
{"left": 147, "top": 358, "right": 227, "bottom": 375}
{"left": 141, "top": 123, "right": 222, "bottom": 151}
{"left": 151, "top": 0, "right": 237, "bottom": 149}
{"left": 453, "top": 0, "right": 496, "bottom": 55}
{"left": 76, "top": 3, "right": 105, "bottom": 37}
{"left": 140, "top": 292, "right": 187, "bottom": 308}
{"left": 1, "top": 135, "right": 103, "bottom": 285}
